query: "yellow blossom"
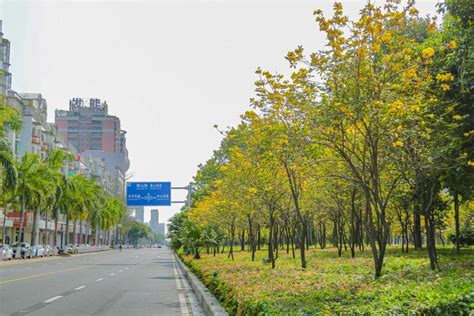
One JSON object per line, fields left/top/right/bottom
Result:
{"left": 404, "top": 69, "right": 417, "bottom": 79}
{"left": 393, "top": 140, "right": 404, "bottom": 147}
{"left": 371, "top": 43, "right": 381, "bottom": 53}
{"left": 447, "top": 40, "right": 457, "bottom": 49}
{"left": 427, "top": 22, "right": 436, "bottom": 33}
{"left": 440, "top": 83, "right": 450, "bottom": 91}
{"left": 422, "top": 47, "right": 435, "bottom": 58}
{"left": 357, "top": 47, "right": 367, "bottom": 58}
{"left": 381, "top": 33, "right": 392, "bottom": 43}
{"left": 468, "top": 161, "right": 474, "bottom": 167}
{"left": 436, "top": 73, "right": 454, "bottom": 81}
{"left": 410, "top": 105, "right": 420, "bottom": 112}
{"left": 453, "top": 115, "right": 462, "bottom": 120}
{"left": 409, "top": 7, "right": 419, "bottom": 15}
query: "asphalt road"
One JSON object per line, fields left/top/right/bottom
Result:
{"left": 0, "top": 248, "right": 204, "bottom": 316}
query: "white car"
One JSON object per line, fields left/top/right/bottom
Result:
{"left": 32, "top": 245, "right": 45, "bottom": 257}
{"left": 1, "top": 244, "right": 13, "bottom": 260}
{"left": 44, "top": 245, "right": 55, "bottom": 256}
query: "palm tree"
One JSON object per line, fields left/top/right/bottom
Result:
{"left": 40, "top": 150, "right": 67, "bottom": 246}
{"left": 0, "top": 101, "right": 22, "bottom": 245}
{"left": 0, "top": 145, "right": 18, "bottom": 244}
{"left": 52, "top": 175, "right": 74, "bottom": 249}
{"left": 14, "top": 152, "right": 43, "bottom": 257}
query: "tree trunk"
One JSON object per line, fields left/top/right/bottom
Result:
{"left": 65, "top": 216, "right": 70, "bottom": 246}
{"left": 79, "top": 218, "right": 83, "bottom": 244}
{"left": 413, "top": 207, "right": 422, "bottom": 250}
{"left": 54, "top": 207, "right": 59, "bottom": 248}
{"left": 268, "top": 209, "right": 275, "bottom": 268}
{"left": 454, "top": 193, "right": 460, "bottom": 254}
{"left": 227, "top": 222, "right": 235, "bottom": 261}
{"left": 424, "top": 212, "right": 439, "bottom": 270}
{"left": 45, "top": 209, "right": 49, "bottom": 245}
{"left": 31, "top": 207, "right": 40, "bottom": 246}
{"left": 73, "top": 219, "right": 77, "bottom": 244}
{"left": 1, "top": 197, "right": 8, "bottom": 245}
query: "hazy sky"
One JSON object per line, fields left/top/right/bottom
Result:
{"left": 1, "top": 0, "right": 439, "bottom": 224}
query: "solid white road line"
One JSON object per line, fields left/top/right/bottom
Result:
{"left": 44, "top": 296, "right": 62, "bottom": 303}
{"left": 178, "top": 293, "right": 191, "bottom": 315}
{"left": 74, "top": 285, "right": 86, "bottom": 291}
{"left": 173, "top": 261, "right": 191, "bottom": 315}
{"left": 109, "top": 273, "right": 115, "bottom": 276}
{"left": 96, "top": 278, "right": 104, "bottom": 282}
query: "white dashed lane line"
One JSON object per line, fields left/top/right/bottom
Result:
{"left": 96, "top": 278, "right": 104, "bottom": 282}
{"left": 109, "top": 273, "right": 115, "bottom": 276}
{"left": 74, "top": 285, "right": 86, "bottom": 291}
{"left": 44, "top": 296, "right": 62, "bottom": 303}
{"left": 118, "top": 270, "right": 123, "bottom": 272}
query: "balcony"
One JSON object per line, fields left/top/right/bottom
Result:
{"left": 41, "top": 144, "right": 48, "bottom": 151}
{"left": 32, "top": 136, "right": 40, "bottom": 144}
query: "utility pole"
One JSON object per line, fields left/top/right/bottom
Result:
{"left": 187, "top": 182, "right": 193, "bottom": 210}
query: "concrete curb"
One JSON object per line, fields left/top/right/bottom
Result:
{"left": 173, "top": 252, "right": 228, "bottom": 316}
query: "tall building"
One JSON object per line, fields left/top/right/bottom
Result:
{"left": 55, "top": 98, "right": 123, "bottom": 153}
{"left": 55, "top": 98, "right": 130, "bottom": 198}
{"left": 0, "top": 21, "right": 12, "bottom": 94}
{"left": 134, "top": 207, "right": 144, "bottom": 224}
{"left": 157, "top": 223, "right": 165, "bottom": 236}
{"left": 150, "top": 209, "right": 164, "bottom": 235}
{"left": 150, "top": 209, "right": 159, "bottom": 225}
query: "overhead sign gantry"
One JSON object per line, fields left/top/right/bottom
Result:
{"left": 126, "top": 182, "right": 192, "bottom": 208}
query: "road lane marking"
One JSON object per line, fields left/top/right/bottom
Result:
{"left": 109, "top": 273, "right": 115, "bottom": 276}
{"left": 96, "top": 278, "right": 104, "bottom": 282}
{"left": 0, "top": 253, "right": 136, "bottom": 285}
{"left": 74, "top": 285, "right": 86, "bottom": 290}
{"left": 0, "top": 266, "right": 87, "bottom": 285}
{"left": 44, "top": 296, "right": 62, "bottom": 303}
{"left": 178, "top": 293, "right": 191, "bottom": 315}
{"left": 118, "top": 270, "right": 123, "bottom": 272}
{"left": 125, "top": 267, "right": 129, "bottom": 270}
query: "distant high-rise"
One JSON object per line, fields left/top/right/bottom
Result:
{"left": 157, "top": 223, "right": 165, "bottom": 236}
{"left": 150, "top": 209, "right": 159, "bottom": 225}
{"left": 150, "top": 209, "right": 164, "bottom": 235}
{"left": 134, "top": 207, "right": 144, "bottom": 224}
{"left": 0, "top": 21, "right": 12, "bottom": 94}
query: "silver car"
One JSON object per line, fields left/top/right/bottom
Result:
{"left": 1, "top": 244, "right": 13, "bottom": 260}
{"left": 44, "top": 245, "right": 55, "bottom": 256}
{"left": 12, "top": 242, "right": 33, "bottom": 259}
{"left": 32, "top": 245, "right": 45, "bottom": 257}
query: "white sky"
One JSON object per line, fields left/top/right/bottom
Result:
{"left": 0, "top": 0, "right": 439, "bottom": 224}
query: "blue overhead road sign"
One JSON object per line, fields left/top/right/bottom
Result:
{"left": 126, "top": 182, "right": 171, "bottom": 206}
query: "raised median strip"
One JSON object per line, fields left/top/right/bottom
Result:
{"left": 172, "top": 252, "right": 228, "bottom": 316}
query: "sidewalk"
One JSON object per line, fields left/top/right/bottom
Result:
{"left": 0, "top": 248, "right": 111, "bottom": 266}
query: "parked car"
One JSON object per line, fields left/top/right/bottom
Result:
{"left": 1, "top": 244, "right": 13, "bottom": 260}
{"left": 44, "top": 245, "right": 55, "bottom": 256}
{"left": 12, "top": 242, "right": 33, "bottom": 259}
{"left": 32, "top": 245, "right": 45, "bottom": 257}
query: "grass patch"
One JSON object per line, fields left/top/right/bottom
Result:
{"left": 179, "top": 246, "right": 474, "bottom": 315}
